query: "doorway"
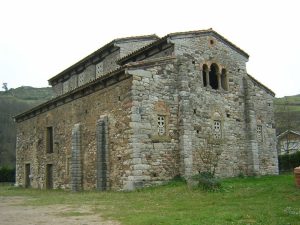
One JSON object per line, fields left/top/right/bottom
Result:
{"left": 25, "top": 163, "right": 31, "bottom": 188}
{"left": 46, "top": 164, "right": 53, "bottom": 189}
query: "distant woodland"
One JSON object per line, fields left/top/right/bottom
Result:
{"left": 0, "top": 86, "right": 299, "bottom": 168}
{"left": 0, "top": 86, "right": 53, "bottom": 167}
{"left": 274, "top": 95, "right": 300, "bottom": 135}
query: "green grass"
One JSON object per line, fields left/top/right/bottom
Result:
{"left": 275, "top": 95, "right": 300, "bottom": 112}
{"left": 1, "top": 174, "right": 300, "bottom": 225}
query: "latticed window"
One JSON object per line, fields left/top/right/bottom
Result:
{"left": 78, "top": 72, "right": 85, "bottom": 86}
{"left": 96, "top": 62, "right": 103, "bottom": 78}
{"left": 213, "top": 120, "right": 222, "bottom": 139}
{"left": 158, "top": 116, "right": 166, "bottom": 135}
{"left": 257, "top": 125, "right": 262, "bottom": 141}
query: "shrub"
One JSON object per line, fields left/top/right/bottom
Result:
{"left": 0, "top": 166, "right": 15, "bottom": 182}
{"left": 192, "top": 172, "right": 221, "bottom": 191}
{"left": 278, "top": 151, "right": 300, "bottom": 172}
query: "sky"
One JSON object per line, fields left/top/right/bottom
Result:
{"left": 0, "top": 0, "right": 299, "bottom": 97}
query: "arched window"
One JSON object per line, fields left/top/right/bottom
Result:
{"left": 221, "top": 68, "right": 228, "bottom": 91}
{"left": 202, "top": 64, "right": 208, "bottom": 87}
{"left": 209, "top": 63, "right": 219, "bottom": 90}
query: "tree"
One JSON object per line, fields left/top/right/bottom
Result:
{"left": 192, "top": 137, "right": 224, "bottom": 190}
{"left": 194, "top": 137, "right": 223, "bottom": 176}
{"left": 2, "top": 83, "right": 8, "bottom": 91}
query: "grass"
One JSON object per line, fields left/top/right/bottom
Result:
{"left": 1, "top": 174, "right": 300, "bottom": 225}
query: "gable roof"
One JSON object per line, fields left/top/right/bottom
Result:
{"left": 48, "top": 34, "right": 159, "bottom": 85}
{"left": 247, "top": 74, "right": 275, "bottom": 97}
{"left": 118, "top": 28, "right": 249, "bottom": 65}
{"left": 277, "top": 130, "right": 300, "bottom": 139}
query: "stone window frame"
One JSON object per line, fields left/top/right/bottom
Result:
{"left": 201, "top": 62, "right": 229, "bottom": 91}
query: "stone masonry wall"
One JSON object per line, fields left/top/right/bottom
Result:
{"left": 246, "top": 77, "right": 278, "bottom": 175}
{"left": 170, "top": 34, "right": 277, "bottom": 177}
{"left": 124, "top": 60, "right": 181, "bottom": 190}
{"left": 16, "top": 77, "right": 133, "bottom": 190}
{"left": 168, "top": 35, "right": 249, "bottom": 177}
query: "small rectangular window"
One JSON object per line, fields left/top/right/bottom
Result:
{"left": 46, "top": 127, "right": 54, "bottom": 153}
{"left": 213, "top": 120, "right": 222, "bottom": 139}
{"left": 158, "top": 116, "right": 166, "bottom": 136}
{"left": 96, "top": 62, "right": 103, "bottom": 78}
{"left": 257, "top": 125, "right": 262, "bottom": 142}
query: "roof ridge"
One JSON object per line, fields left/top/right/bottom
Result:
{"left": 48, "top": 34, "right": 159, "bottom": 84}
{"left": 247, "top": 74, "right": 275, "bottom": 97}
{"left": 114, "top": 34, "right": 159, "bottom": 42}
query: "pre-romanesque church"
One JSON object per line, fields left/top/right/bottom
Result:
{"left": 15, "top": 29, "right": 278, "bottom": 191}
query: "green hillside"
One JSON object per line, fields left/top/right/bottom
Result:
{"left": 274, "top": 94, "right": 300, "bottom": 135}
{"left": 0, "top": 85, "right": 299, "bottom": 168}
{"left": 0, "top": 87, "right": 53, "bottom": 167}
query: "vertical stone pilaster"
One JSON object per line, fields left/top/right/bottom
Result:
{"left": 243, "top": 77, "right": 260, "bottom": 175}
{"left": 177, "top": 59, "right": 193, "bottom": 178}
{"left": 96, "top": 116, "right": 109, "bottom": 191}
{"left": 71, "top": 123, "right": 82, "bottom": 191}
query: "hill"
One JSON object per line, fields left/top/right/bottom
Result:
{"left": 274, "top": 94, "right": 300, "bottom": 135}
{"left": 0, "top": 85, "right": 299, "bottom": 167}
{"left": 0, "top": 86, "right": 53, "bottom": 167}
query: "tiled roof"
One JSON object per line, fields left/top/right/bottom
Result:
{"left": 277, "top": 130, "right": 300, "bottom": 138}
{"left": 48, "top": 34, "right": 159, "bottom": 84}
{"left": 117, "top": 36, "right": 169, "bottom": 65}
{"left": 118, "top": 28, "right": 249, "bottom": 65}
{"left": 15, "top": 66, "right": 128, "bottom": 122}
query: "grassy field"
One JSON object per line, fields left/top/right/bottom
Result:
{"left": 1, "top": 174, "right": 300, "bottom": 225}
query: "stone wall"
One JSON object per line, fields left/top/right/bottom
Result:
{"left": 124, "top": 60, "right": 181, "bottom": 190}
{"left": 246, "top": 76, "right": 278, "bottom": 175}
{"left": 170, "top": 34, "right": 277, "bottom": 177}
{"left": 16, "top": 32, "right": 278, "bottom": 191}
{"left": 16, "top": 77, "right": 133, "bottom": 190}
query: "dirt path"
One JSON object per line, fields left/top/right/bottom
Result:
{"left": 0, "top": 196, "right": 121, "bottom": 225}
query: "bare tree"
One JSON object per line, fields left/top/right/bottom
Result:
{"left": 194, "top": 137, "right": 223, "bottom": 177}
{"left": 2, "top": 83, "right": 8, "bottom": 92}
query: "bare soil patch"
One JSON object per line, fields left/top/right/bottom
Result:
{"left": 0, "top": 196, "right": 121, "bottom": 225}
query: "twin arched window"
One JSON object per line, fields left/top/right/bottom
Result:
{"left": 202, "top": 64, "right": 228, "bottom": 91}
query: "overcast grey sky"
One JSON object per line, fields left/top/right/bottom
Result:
{"left": 0, "top": 0, "right": 299, "bottom": 97}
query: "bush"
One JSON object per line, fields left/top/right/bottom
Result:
{"left": 278, "top": 151, "right": 300, "bottom": 172}
{"left": 192, "top": 172, "right": 221, "bottom": 191}
{"left": 0, "top": 166, "right": 15, "bottom": 182}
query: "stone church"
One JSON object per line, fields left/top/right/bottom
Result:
{"left": 15, "top": 29, "right": 278, "bottom": 191}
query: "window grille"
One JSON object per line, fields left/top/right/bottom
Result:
{"left": 213, "top": 120, "right": 222, "bottom": 139}
{"left": 257, "top": 125, "right": 262, "bottom": 141}
{"left": 78, "top": 72, "right": 85, "bottom": 86}
{"left": 96, "top": 62, "right": 103, "bottom": 78}
{"left": 158, "top": 116, "right": 166, "bottom": 135}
